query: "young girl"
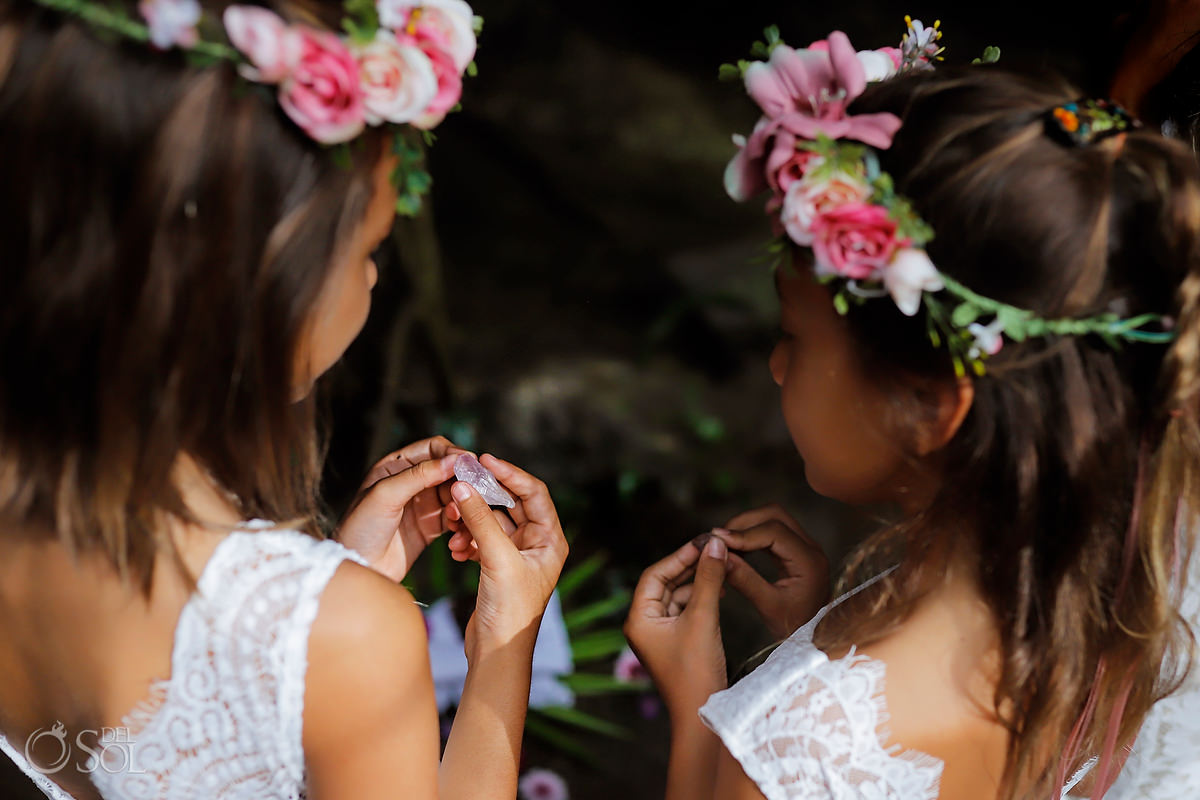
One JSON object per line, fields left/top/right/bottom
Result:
{"left": 0, "top": 2, "right": 567, "bottom": 798}
{"left": 626, "top": 24, "right": 1200, "bottom": 800}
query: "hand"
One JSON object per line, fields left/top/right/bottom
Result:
{"left": 624, "top": 537, "right": 730, "bottom": 720}
{"left": 337, "top": 436, "right": 469, "bottom": 582}
{"left": 714, "top": 504, "right": 830, "bottom": 640}
{"left": 451, "top": 455, "right": 569, "bottom": 660}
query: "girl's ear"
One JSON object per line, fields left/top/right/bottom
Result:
{"left": 911, "top": 376, "right": 975, "bottom": 457}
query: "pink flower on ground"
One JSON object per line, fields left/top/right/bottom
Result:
{"left": 613, "top": 647, "right": 648, "bottom": 683}
{"left": 884, "top": 248, "right": 944, "bottom": 316}
{"left": 355, "top": 30, "right": 438, "bottom": 125}
{"left": 810, "top": 202, "right": 903, "bottom": 280}
{"left": 781, "top": 170, "right": 871, "bottom": 246}
{"left": 377, "top": 0, "right": 477, "bottom": 73}
{"left": 518, "top": 768, "right": 569, "bottom": 800}
{"left": 139, "top": 0, "right": 200, "bottom": 50}
{"left": 724, "top": 31, "right": 902, "bottom": 203}
{"left": 399, "top": 25, "right": 463, "bottom": 130}
{"left": 223, "top": 5, "right": 301, "bottom": 83}
{"left": 278, "top": 28, "right": 366, "bottom": 144}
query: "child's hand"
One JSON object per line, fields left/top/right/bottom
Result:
{"left": 451, "top": 455, "right": 569, "bottom": 660}
{"left": 337, "top": 436, "right": 475, "bottom": 582}
{"left": 624, "top": 537, "right": 730, "bottom": 720}
{"left": 714, "top": 505, "right": 831, "bottom": 640}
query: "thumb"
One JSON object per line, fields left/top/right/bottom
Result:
{"left": 683, "top": 536, "right": 728, "bottom": 621}
{"left": 450, "top": 480, "right": 515, "bottom": 561}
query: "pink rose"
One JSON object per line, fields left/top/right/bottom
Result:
{"left": 278, "top": 28, "right": 366, "bottom": 144}
{"left": 139, "top": 0, "right": 200, "bottom": 50}
{"left": 771, "top": 149, "right": 820, "bottom": 194}
{"left": 810, "top": 202, "right": 903, "bottom": 280}
{"left": 400, "top": 26, "right": 463, "bottom": 130}
{"left": 355, "top": 30, "right": 438, "bottom": 125}
{"left": 781, "top": 171, "right": 870, "bottom": 246}
{"left": 223, "top": 5, "right": 301, "bottom": 83}
{"left": 377, "top": 0, "right": 477, "bottom": 73}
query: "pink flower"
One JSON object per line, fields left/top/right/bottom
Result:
{"left": 613, "top": 647, "right": 648, "bottom": 683}
{"left": 139, "top": 0, "right": 200, "bottom": 50}
{"left": 278, "top": 27, "right": 366, "bottom": 144}
{"left": 781, "top": 170, "right": 870, "bottom": 246}
{"left": 355, "top": 30, "right": 438, "bottom": 125}
{"left": 400, "top": 25, "right": 463, "bottom": 130}
{"left": 378, "top": 0, "right": 477, "bottom": 73}
{"left": 518, "top": 768, "right": 569, "bottom": 800}
{"left": 223, "top": 5, "right": 301, "bottom": 83}
{"left": 884, "top": 248, "right": 943, "bottom": 316}
{"left": 724, "top": 31, "right": 902, "bottom": 203}
{"left": 810, "top": 202, "right": 903, "bottom": 280}
{"left": 772, "top": 149, "right": 820, "bottom": 193}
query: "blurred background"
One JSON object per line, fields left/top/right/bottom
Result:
{"left": 1, "top": 1, "right": 1141, "bottom": 798}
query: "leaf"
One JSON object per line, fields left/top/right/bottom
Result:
{"left": 395, "top": 194, "right": 422, "bottom": 217}
{"left": 522, "top": 716, "right": 604, "bottom": 767}
{"left": 833, "top": 293, "right": 850, "bottom": 316}
{"left": 950, "top": 303, "right": 980, "bottom": 328}
{"left": 556, "top": 552, "right": 608, "bottom": 603}
{"left": 405, "top": 169, "right": 433, "bottom": 195}
{"left": 569, "top": 628, "right": 629, "bottom": 663}
{"left": 558, "top": 673, "right": 653, "bottom": 695}
{"left": 750, "top": 41, "right": 770, "bottom": 59}
{"left": 532, "top": 706, "right": 633, "bottom": 739}
{"left": 472, "top": 15, "right": 485, "bottom": 34}
{"left": 718, "top": 63, "right": 743, "bottom": 81}
{"left": 563, "top": 590, "right": 632, "bottom": 632}
{"left": 466, "top": 60, "right": 478, "bottom": 78}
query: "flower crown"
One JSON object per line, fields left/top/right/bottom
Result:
{"left": 34, "top": 0, "right": 482, "bottom": 215}
{"left": 722, "top": 19, "right": 1174, "bottom": 375}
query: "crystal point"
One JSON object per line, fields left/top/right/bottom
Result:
{"left": 453, "top": 454, "right": 516, "bottom": 508}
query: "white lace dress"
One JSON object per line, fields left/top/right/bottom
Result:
{"left": 700, "top": 576, "right": 945, "bottom": 800}
{"left": 0, "top": 522, "right": 368, "bottom": 799}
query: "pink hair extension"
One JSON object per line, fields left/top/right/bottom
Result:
{"left": 1054, "top": 441, "right": 1147, "bottom": 796}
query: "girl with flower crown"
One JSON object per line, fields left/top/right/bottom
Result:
{"left": 0, "top": 2, "right": 568, "bottom": 799}
{"left": 625, "top": 24, "right": 1200, "bottom": 800}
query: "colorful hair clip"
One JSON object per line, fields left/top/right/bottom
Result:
{"left": 1046, "top": 99, "right": 1138, "bottom": 147}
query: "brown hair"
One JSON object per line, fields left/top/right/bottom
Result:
{"left": 809, "top": 67, "right": 1200, "bottom": 798}
{"left": 0, "top": 1, "right": 388, "bottom": 591}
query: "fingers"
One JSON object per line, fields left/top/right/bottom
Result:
{"left": 479, "top": 454, "right": 554, "bottom": 529}
{"left": 450, "top": 481, "right": 516, "bottom": 562}
{"left": 723, "top": 552, "right": 778, "bottom": 616}
{"left": 683, "top": 537, "right": 728, "bottom": 621}
{"left": 723, "top": 504, "right": 814, "bottom": 545}
{"left": 631, "top": 541, "right": 701, "bottom": 618}
{"left": 712, "top": 520, "right": 823, "bottom": 574}
{"left": 357, "top": 454, "right": 459, "bottom": 516}
{"left": 360, "top": 436, "right": 469, "bottom": 493}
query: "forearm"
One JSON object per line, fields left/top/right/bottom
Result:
{"left": 438, "top": 633, "right": 537, "bottom": 800}
{"left": 666, "top": 706, "right": 722, "bottom": 800}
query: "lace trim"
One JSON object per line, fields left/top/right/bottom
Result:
{"left": 0, "top": 734, "right": 75, "bottom": 800}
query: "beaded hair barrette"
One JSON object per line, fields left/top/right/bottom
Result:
{"left": 1046, "top": 99, "right": 1139, "bottom": 147}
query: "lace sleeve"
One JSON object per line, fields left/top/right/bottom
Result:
{"left": 699, "top": 640, "right": 942, "bottom": 800}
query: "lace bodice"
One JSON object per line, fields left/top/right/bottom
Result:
{"left": 700, "top": 576, "right": 943, "bottom": 800}
{"left": 0, "top": 522, "right": 368, "bottom": 800}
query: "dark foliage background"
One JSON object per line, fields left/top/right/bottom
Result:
{"left": 3, "top": 1, "right": 1132, "bottom": 797}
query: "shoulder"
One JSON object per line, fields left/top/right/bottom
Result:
{"left": 301, "top": 561, "right": 440, "bottom": 797}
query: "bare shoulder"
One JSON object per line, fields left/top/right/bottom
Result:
{"left": 302, "top": 561, "right": 440, "bottom": 800}
{"left": 852, "top": 580, "right": 1009, "bottom": 800}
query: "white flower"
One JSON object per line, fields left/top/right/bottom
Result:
{"left": 139, "top": 0, "right": 201, "bottom": 50}
{"left": 519, "top": 768, "right": 569, "bottom": 800}
{"left": 967, "top": 318, "right": 1005, "bottom": 359}
{"left": 780, "top": 170, "right": 870, "bottom": 246}
{"left": 856, "top": 49, "right": 897, "bottom": 82}
{"left": 883, "top": 248, "right": 943, "bottom": 316}
{"left": 377, "top": 0, "right": 477, "bottom": 73}
{"left": 223, "top": 5, "right": 301, "bottom": 83}
{"left": 355, "top": 30, "right": 438, "bottom": 125}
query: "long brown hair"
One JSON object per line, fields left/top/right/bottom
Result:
{"left": 0, "top": 1, "right": 388, "bottom": 591}
{"left": 809, "top": 67, "right": 1200, "bottom": 798}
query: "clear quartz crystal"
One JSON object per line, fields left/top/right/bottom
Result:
{"left": 453, "top": 454, "right": 516, "bottom": 508}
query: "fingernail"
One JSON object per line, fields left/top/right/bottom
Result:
{"left": 706, "top": 536, "right": 727, "bottom": 560}
{"left": 451, "top": 482, "right": 471, "bottom": 502}
{"left": 712, "top": 527, "right": 732, "bottom": 536}
{"left": 692, "top": 532, "right": 713, "bottom": 551}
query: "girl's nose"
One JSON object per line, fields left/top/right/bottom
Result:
{"left": 768, "top": 342, "right": 786, "bottom": 386}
